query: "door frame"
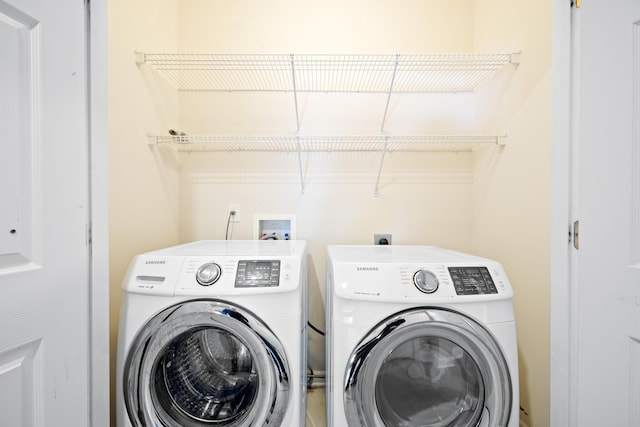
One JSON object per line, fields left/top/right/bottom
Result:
{"left": 83, "top": 1, "right": 578, "bottom": 424}
{"left": 550, "top": 0, "right": 576, "bottom": 425}
{"left": 88, "top": 0, "right": 109, "bottom": 425}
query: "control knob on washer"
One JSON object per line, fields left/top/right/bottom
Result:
{"left": 195, "top": 262, "right": 222, "bottom": 286}
{"left": 413, "top": 269, "right": 439, "bottom": 294}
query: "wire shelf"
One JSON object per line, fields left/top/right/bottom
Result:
{"left": 139, "top": 51, "right": 517, "bottom": 195}
{"left": 138, "top": 52, "right": 519, "bottom": 93}
{"left": 153, "top": 134, "right": 503, "bottom": 152}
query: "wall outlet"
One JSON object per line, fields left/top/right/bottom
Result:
{"left": 228, "top": 203, "right": 240, "bottom": 222}
{"left": 374, "top": 234, "right": 392, "bottom": 245}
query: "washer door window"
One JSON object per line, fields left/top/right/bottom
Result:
{"left": 123, "top": 300, "right": 289, "bottom": 426}
{"left": 344, "top": 308, "right": 512, "bottom": 427}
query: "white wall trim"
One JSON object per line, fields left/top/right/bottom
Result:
{"left": 550, "top": 0, "right": 573, "bottom": 426}
{"left": 632, "top": 21, "right": 640, "bottom": 267}
{"left": 88, "top": 0, "right": 110, "bottom": 425}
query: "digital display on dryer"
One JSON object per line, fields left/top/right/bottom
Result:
{"left": 246, "top": 261, "right": 272, "bottom": 280}
{"left": 235, "top": 260, "right": 280, "bottom": 287}
{"left": 449, "top": 266, "right": 498, "bottom": 295}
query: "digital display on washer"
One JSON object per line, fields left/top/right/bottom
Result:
{"left": 235, "top": 260, "right": 281, "bottom": 288}
{"left": 448, "top": 266, "right": 498, "bottom": 295}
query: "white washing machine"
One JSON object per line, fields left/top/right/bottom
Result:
{"left": 116, "top": 240, "right": 307, "bottom": 427}
{"left": 326, "top": 245, "right": 519, "bottom": 427}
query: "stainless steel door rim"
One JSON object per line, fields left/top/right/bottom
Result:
{"left": 123, "top": 299, "right": 290, "bottom": 426}
{"left": 344, "top": 307, "right": 512, "bottom": 427}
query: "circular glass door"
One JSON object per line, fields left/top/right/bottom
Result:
{"left": 344, "top": 307, "right": 512, "bottom": 427}
{"left": 123, "top": 299, "right": 290, "bottom": 427}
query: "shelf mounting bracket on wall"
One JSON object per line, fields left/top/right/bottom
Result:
{"left": 296, "top": 134, "right": 305, "bottom": 195}
{"left": 290, "top": 54, "right": 306, "bottom": 195}
{"left": 290, "top": 54, "right": 301, "bottom": 132}
{"left": 374, "top": 56, "right": 400, "bottom": 197}
{"left": 380, "top": 54, "right": 400, "bottom": 134}
{"left": 374, "top": 136, "right": 390, "bottom": 197}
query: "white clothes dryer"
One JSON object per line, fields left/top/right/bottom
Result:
{"left": 116, "top": 240, "right": 307, "bottom": 427}
{"left": 326, "top": 245, "right": 519, "bottom": 427}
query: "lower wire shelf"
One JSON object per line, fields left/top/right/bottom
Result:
{"left": 150, "top": 134, "right": 506, "bottom": 196}
{"left": 152, "top": 134, "right": 505, "bottom": 153}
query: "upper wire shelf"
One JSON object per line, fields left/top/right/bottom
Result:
{"left": 136, "top": 52, "right": 520, "bottom": 93}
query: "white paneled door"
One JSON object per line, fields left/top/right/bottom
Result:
{"left": 572, "top": 1, "right": 640, "bottom": 426}
{"left": 0, "top": 0, "right": 92, "bottom": 425}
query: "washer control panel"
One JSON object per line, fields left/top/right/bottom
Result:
{"left": 235, "top": 260, "right": 281, "bottom": 288}
{"left": 448, "top": 266, "right": 498, "bottom": 295}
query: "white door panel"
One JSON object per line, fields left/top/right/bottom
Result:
{"left": 0, "top": 2, "right": 38, "bottom": 269}
{"left": 0, "top": 340, "right": 42, "bottom": 426}
{"left": 0, "top": 0, "right": 91, "bottom": 425}
{"left": 572, "top": 1, "right": 640, "bottom": 426}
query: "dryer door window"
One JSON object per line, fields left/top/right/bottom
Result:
{"left": 344, "top": 307, "right": 512, "bottom": 427}
{"left": 152, "top": 327, "right": 258, "bottom": 424}
{"left": 123, "top": 299, "right": 290, "bottom": 427}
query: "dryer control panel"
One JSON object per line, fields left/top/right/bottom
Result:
{"left": 235, "top": 260, "right": 281, "bottom": 288}
{"left": 449, "top": 266, "right": 498, "bottom": 295}
{"left": 332, "top": 262, "right": 511, "bottom": 302}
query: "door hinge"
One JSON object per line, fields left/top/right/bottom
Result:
{"left": 86, "top": 223, "right": 92, "bottom": 246}
{"left": 571, "top": 220, "right": 579, "bottom": 249}
{"left": 572, "top": 0, "right": 581, "bottom": 8}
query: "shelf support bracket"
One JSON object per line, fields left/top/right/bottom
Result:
{"left": 134, "top": 51, "right": 146, "bottom": 65}
{"left": 290, "top": 54, "right": 301, "bottom": 133}
{"left": 374, "top": 136, "right": 389, "bottom": 197}
{"left": 296, "top": 134, "right": 305, "bottom": 195}
{"left": 375, "top": 55, "right": 399, "bottom": 197}
{"left": 380, "top": 54, "right": 401, "bottom": 133}
{"left": 290, "top": 55, "right": 304, "bottom": 195}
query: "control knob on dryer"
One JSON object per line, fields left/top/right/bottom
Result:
{"left": 413, "top": 269, "right": 439, "bottom": 294}
{"left": 195, "top": 262, "right": 222, "bottom": 286}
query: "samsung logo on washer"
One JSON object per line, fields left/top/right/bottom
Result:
{"left": 356, "top": 266, "right": 378, "bottom": 271}
{"left": 145, "top": 260, "right": 166, "bottom": 265}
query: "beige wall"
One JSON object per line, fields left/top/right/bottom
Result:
{"left": 472, "top": 1, "right": 552, "bottom": 426}
{"left": 177, "top": 0, "right": 474, "bottom": 53}
{"left": 108, "top": 0, "right": 181, "bottom": 421}
{"left": 109, "top": 0, "right": 551, "bottom": 425}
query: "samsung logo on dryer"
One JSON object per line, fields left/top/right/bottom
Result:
{"left": 356, "top": 266, "right": 378, "bottom": 271}
{"left": 145, "top": 260, "right": 166, "bottom": 265}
